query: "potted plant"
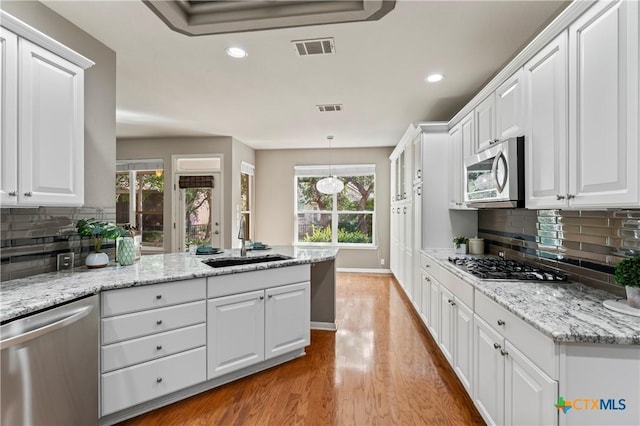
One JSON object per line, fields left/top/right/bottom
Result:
{"left": 76, "top": 218, "right": 125, "bottom": 268}
{"left": 614, "top": 256, "right": 640, "bottom": 309}
{"left": 453, "top": 236, "right": 468, "bottom": 255}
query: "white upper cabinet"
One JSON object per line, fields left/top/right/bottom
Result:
{"left": 474, "top": 94, "right": 497, "bottom": 153}
{"left": 18, "top": 39, "right": 85, "bottom": 206}
{"left": 0, "top": 28, "right": 18, "bottom": 205}
{"left": 449, "top": 112, "right": 475, "bottom": 209}
{"left": 568, "top": 0, "right": 639, "bottom": 208}
{"left": 0, "top": 12, "right": 93, "bottom": 207}
{"left": 524, "top": 32, "right": 569, "bottom": 209}
{"left": 495, "top": 68, "right": 525, "bottom": 140}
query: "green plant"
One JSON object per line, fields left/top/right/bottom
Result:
{"left": 614, "top": 256, "right": 640, "bottom": 288}
{"left": 338, "top": 229, "right": 372, "bottom": 244}
{"left": 76, "top": 218, "right": 126, "bottom": 253}
{"left": 453, "top": 236, "right": 468, "bottom": 247}
{"left": 303, "top": 226, "right": 332, "bottom": 243}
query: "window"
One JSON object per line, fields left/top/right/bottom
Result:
{"left": 295, "top": 165, "right": 375, "bottom": 246}
{"left": 116, "top": 160, "right": 164, "bottom": 251}
{"left": 240, "top": 162, "right": 254, "bottom": 241}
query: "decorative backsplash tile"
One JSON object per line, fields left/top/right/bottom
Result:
{"left": 478, "top": 209, "right": 640, "bottom": 297}
{"left": 0, "top": 207, "right": 116, "bottom": 282}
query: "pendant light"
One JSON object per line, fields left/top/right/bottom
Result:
{"left": 316, "top": 136, "right": 344, "bottom": 195}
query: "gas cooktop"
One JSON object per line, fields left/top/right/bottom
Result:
{"left": 448, "top": 256, "right": 568, "bottom": 282}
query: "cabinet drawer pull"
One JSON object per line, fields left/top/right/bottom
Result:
{"left": 156, "top": 319, "right": 163, "bottom": 325}
{"left": 500, "top": 349, "right": 509, "bottom": 357}
{"left": 24, "top": 192, "right": 32, "bottom": 197}
{"left": 156, "top": 377, "right": 163, "bottom": 383}
{"left": 156, "top": 294, "right": 162, "bottom": 300}
{"left": 8, "top": 191, "right": 17, "bottom": 196}
{"left": 493, "top": 343, "right": 501, "bottom": 350}
{"left": 497, "top": 319, "right": 505, "bottom": 326}
{"left": 156, "top": 345, "right": 162, "bottom": 350}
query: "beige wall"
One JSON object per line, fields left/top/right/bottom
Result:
{"left": 2, "top": 1, "right": 117, "bottom": 208}
{"left": 117, "top": 137, "right": 255, "bottom": 252}
{"left": 255, "top": 147, "right": 393, "bottom": 270}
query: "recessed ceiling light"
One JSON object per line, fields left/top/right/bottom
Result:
{"left": 426, "top": 73, "right": 444, "bottom": 83}
{"left": 226, "top": 47, "right": 247, "bottom": 58}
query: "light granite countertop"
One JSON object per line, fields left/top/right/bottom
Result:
{"left": 0, "top": 246, "right": 338, "bottom": 323}
{"left": 421, "top": 248, "right": 640, "bottom": 345}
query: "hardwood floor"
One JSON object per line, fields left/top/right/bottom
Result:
{"left": 121, "top": 273, "right": 484, "bottom": 425}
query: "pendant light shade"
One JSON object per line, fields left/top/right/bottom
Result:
{"left": 317, "top": 176, "right": 344, "bottom": 194}
{"left": 317, "top": 135, "right": 343, "bottom": 195}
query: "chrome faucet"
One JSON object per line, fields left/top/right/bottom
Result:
{"left": 238, "top": 217, "right": 247, "bottom": 257}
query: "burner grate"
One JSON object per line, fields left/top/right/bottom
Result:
{"left": 447, "top": 256, "right": 567, "bottom": 282}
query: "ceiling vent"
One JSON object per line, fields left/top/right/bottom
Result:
{"left": 317, "top": 104, "right": 343, "bottom": 112}
{"left": 293, "top": 38, "right": 335, "bottom": 56}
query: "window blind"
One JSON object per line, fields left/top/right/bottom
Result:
{"left": 294, "top": 164, "right": 375, "bottom": 177}
{"left": 178, "top": 175, "right": 214, "bottom": 188}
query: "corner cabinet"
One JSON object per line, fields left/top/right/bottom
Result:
{"left": 0, "top": 13, "right": 93, "bottom": 207}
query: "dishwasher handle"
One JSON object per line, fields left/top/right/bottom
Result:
{"left": 0, "top": 304, "right": 94, "bottom": 350}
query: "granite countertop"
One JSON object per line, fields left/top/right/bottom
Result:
{"left": 421, "top": 249, "right": 640, "bottom": 345}
{"left": 0, "top": 246, "right": 338, "bottom": 323}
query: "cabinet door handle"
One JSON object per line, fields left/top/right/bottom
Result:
{"left": 259, "top": 296, "right": 264, "bottom": 300}
{"left": 567, "top": 193, "right": 575, "bottom": 200}
{"left": 500, "top": 349, "right": 509, "bottom": 357}
{"left": 403, "top": 207, "right": 407, "bottom": 214}
{"left": 156, "top": 319, "right": 163, "bottom": 325}
{"left": 156, "top": 294, "right": 162, "bottom": 300}
{"left": 497, "top": 319, "right": 505, "bottom": 326}
{"left": 417, "top": 170, "right": 421, "bottom": 179}
{"left": 493, "top": 343, "right": 501, "bottom": 350}
{"left": 416, "top": 187, "right": 422, "bottom": 196}
{"left": 268, "top": 294, "right": 273, "bottom": 299}
{"left": 8, "top": 191, "right": 17, "bottom": 197}
{"left": 556, "top": 194, "right": 565, "bottom": 200}
{"left": 156, "top": 377, "right": 163, "bottom": 383}
{"left": 451, "top": 301, "right": 456, "bottom": 306}
{"left": 424, "top": 277, "right": 431, "bottom": 282}
{"left": 24, "top": 192, "right": 32, "bottom": 197}
{"left": 156, "top": 345, "right": 163, "bottom": 350}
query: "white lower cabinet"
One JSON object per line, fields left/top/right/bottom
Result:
{"left": 100, "top": 279, "right": 207, "bottom": 417}
{"left": 101, "top": 348, "right": 206, "bottom": 416}
{"left": 473, "top": 315, "right": 557, "bottom": 426}
{"left": 207, "top": 279, "right": 310, "bottom": 380}
{"left": 207, "top": 290, "right": 265, "bottom": 378}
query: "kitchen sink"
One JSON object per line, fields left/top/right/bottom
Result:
{"left": 203, "top": 255, "right": 292, "bottom": 268}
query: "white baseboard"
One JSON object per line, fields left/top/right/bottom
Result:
{"left": 336, "top": 268, "right": 392, "bottom": 274}
{"left": 311, "top": 321, "right": 337, "bottom": 331}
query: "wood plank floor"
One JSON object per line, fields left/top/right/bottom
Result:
{"left": 121, "top": 273, "right": 484, "bottom": 425}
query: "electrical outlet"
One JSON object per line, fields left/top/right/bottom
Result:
{"left": 57, "top": 252, "right": 74, "bottom": 271}
{"left": 380, "top": 258, "right": 385, "bottom": 266}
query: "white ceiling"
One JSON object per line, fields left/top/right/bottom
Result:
{"left": 42, "top": 0, "right": 569, "bottom": 150}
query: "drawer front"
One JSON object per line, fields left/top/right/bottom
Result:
{"left": 208, "top": 264, "right": 310, "bottom": 298}
{"left": 101, "top": 347, "right": 206, "bottom": 416}
{"left": 420, "top": 252, "right": 441, "bottom": 280}
{"left": 475, "top": 291, "right": 556, "bottom": 378}
{"left": 102, "top": 301, "right": 205, "bottom": 345}
{"left": 102, "top": 278, "right": 206, "bottom": 317}
{"left": 102, "top": 323, "right": 206, "bottom": 373}
{"left": 439, "top": 268, "right": 474, "bottom": 308}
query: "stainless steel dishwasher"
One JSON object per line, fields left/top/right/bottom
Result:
{"left": 1, "top": 294, "right": 99, "bottom": 425}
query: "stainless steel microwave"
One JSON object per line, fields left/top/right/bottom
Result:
{"left": 464, "top": 136, "right": 524, "bottom": 208}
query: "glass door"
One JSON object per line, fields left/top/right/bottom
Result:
{"left": 177, "top": 173, "right": 221, "bottom": 251}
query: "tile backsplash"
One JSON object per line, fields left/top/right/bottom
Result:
{"left": 478, "top": 209, "right": 640, "bottom": 297}
{"left": 1, "top": 207, "right": 116, "bottom": 282}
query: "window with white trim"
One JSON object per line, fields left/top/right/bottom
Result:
{"left": 295, "top": 165, "right": 375, "bottom": 246}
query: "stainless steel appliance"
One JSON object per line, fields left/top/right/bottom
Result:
{"left": 1, "top": 295, "right": 98, "bottom": 425}
{"left": 464, "top": 136, "right": 524, "bottom": 208}
{"left": 448, "top": 256, "right": 567, "bottom": 281}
